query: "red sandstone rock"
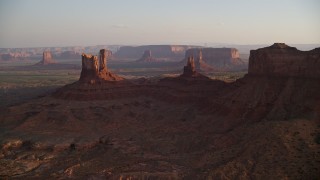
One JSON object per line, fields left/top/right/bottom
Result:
{"left": 179, "top": 56, "right": 210, "bottom": 79}
{"left": 79, "top": 49, "right": 123, "bottom": 84}
{"left": 182, "top": 56, "right": 196, "bottom": 76}
{"left": 248, "top": 43, "right": 320, "bottom": 78}
{"left": 136, "top": 50, "right": 156, "bottom": 62}
{"left": 36, "top": 51, "right": 55, "bottom": 65}
{"left": 79, "top": 54, "right": 99, "bottom": 83}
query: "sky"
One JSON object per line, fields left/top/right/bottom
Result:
{"left": 0, "top": 0, "right": 319, "bottom": 48}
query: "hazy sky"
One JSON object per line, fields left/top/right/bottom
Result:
{"left": 0, "top": 0, "right": 319, "bottom": 48}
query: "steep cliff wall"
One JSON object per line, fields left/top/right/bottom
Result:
{"left": 248, "top": 43, "right": 320, "bottom": 78}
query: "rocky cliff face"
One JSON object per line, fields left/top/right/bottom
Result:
{"left": 79, "top": 54, "right": 99, "bottom": 82}
{"left": 99, "top": 49, "right": 110, "bottom": 72}
{"left": 178, "top": 56, "right": 209, "bottom": 79}
{"left": 36, "top": 51, "right": 55, "bottom": 65}
{"left": 136, "top": 50, "right": 157, "bottom": 62}
{"left": 183, "top": 48, "right": 246, "bottom": 71}
{"left": 248, "top": 43, "right": 320, "bottom": 78}
{"left": 182, "top": 56, "right": 196, "bottom": 76}
{"left": 79, "top": 49, "right": 123, "bottom": 84}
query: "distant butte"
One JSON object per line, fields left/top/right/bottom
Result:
{"left": 36, "top": 51, "right": 56, "bottom": 65}
{"left": 136, "top": 50, "right": 157, "bottom": 62}
{"left": 179, "top": 56, "right": 210, "bottom": 79}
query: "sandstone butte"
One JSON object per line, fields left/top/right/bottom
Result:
{"left": 136, "top": 50, "right": 157, "bottom": 62}
{"left": 79, "top": 49, "right": 123, "bottom": 84}
{"left": 36, "top": 51, "right": 56, "bottom": 65}
{"left": 179, "top": 55, "right": 210, "bottom": 79}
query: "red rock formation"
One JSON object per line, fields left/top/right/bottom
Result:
{"left": 136, "top": 50, "right": 157, "bottom": 62}
{"left": 79, "top": 49, "right": 123, "bottom": 84}
{"left": 79, "top": 54, "right": 99, "bottom": 83}
{"left": 212, "top": 43, "right": 320, "bottom": 122}
{"left": 179, "top": 56, "right": 210, "bottom": 79}
{"left": 183, "top": 56, "right": 196, "bottom": 76}
{"left": 99, "top": 49, "right": 108, "bottom": 72}
{"left": 248, "top": 43, "right": 320, "bottom": 78}
{"left": 36, "top": 51, "right": 55, "bottom": 65}
{"left": 184, "top": 48, "right": 246, "bottom": 71}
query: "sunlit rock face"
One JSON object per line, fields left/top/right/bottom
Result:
{"left": 79, "top": 49, "right": 123, "bottom": 84}
{"left": 248, "top": 43, "right": 320, "bottom": 78}
{"left": 36, "top": 51, "right": 55, "bottom": 65}
{"left": 79, "top": 54, "right": 99, "bottom": 83}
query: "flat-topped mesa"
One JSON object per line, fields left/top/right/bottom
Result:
{"left": 79, "top": 49, "right": 123, "bottom": 84}
{"left": 36, "top": 51, "right": 55, "bottom": 65}
{"left": 248, "top": 43, "right": 320, "bottom": 78}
